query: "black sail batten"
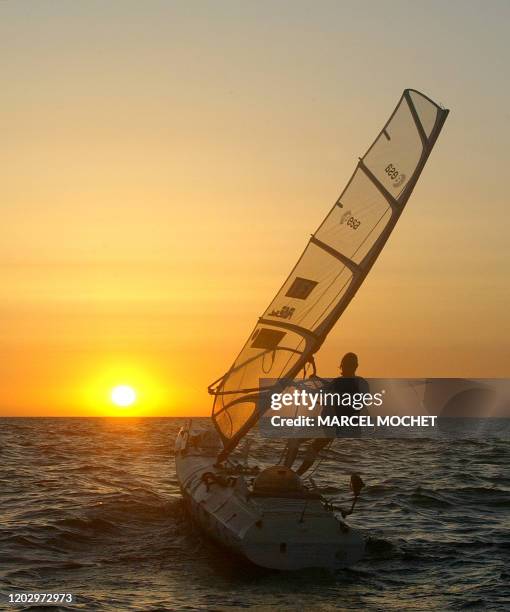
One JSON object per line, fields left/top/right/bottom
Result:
{"left": 404, "top": 90, "right": 428, "bottom": 147}
{"left": 358, "top": 160, "right": 402, "bottom": 212}
{"left": 309, "top": 236, "right": 363, "bottom": 275}
{"left": 210, "top": 89, "right": 449, "bottom": 461}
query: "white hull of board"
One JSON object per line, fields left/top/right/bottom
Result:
{"left": 175, "top": 422, "right": 365, "bottom": 571}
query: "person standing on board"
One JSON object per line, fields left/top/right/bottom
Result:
{"left": 283, "top": 352, "right": 368, "bottom": 476}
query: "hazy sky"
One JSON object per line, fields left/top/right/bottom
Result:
{"left": 1, "top": 1, "right": 509, "bottom": 416}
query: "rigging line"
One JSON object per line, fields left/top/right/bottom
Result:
{"left": 406, "top": 379, "right": 425, "bottom": 411}
{"left": 273, "top": 320, "right": 331, "bottom": 379}
{"left": 277, "top": 445, "right": 287, "bottom": 466}
{"left": 214, "top": 346, "right": 306, "bottom": 390}
{"left": 307, "top": 438, "right": 334, "bottom": 479}
{"left": 272, "top": 334, "right": 323, "bottom": 402}
{"left": 214, "top": 394, "right": 234, "bottom": 441}
{"left": 213, "top": 391, "right": 267, "bottom": 418}
{"left": 211, "top": 386, "right": 263, "bottom": 397}
{"left": 262, "top": 350, "right": 276, "bottom": 374}
{"left": 278, "top": 377, "right": 314, "bottom": 465}
{"left": 273, "top": 336, "right": 307, "bottom": 385}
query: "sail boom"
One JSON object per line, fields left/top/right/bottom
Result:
{"left": 257, "top": 318, "right": 321, "bottom": 341}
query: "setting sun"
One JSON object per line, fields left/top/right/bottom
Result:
{"left": 80, "top": 361, "right": 174, "bottom": 416}
{"left": 111, "top": 385, "right": 137, "bottom": 408}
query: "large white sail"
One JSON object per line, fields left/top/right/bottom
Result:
{"left": 210, "top": 89, "right": 449, "bottom": 459}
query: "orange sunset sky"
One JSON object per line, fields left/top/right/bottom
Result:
{"left": 1, "top": 1, "right": 509, "bottom": 416}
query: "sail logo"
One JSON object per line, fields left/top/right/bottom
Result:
{"left": 385, "top": 163, "right": 406, "bottom": 188}
{"left": 340, "top": 210, "right": 351, "bottom": 223}
{"left": 269, "top": 305, "right": 295, "bottom": 320}
{"left": 393, "top": 173, "right": 406, "bottom": 187}
{"left": 270, "top": 388, "right": 384, "bottom": 411}
{"left": 340, "top": 210, "right": 361, "bottom": 230}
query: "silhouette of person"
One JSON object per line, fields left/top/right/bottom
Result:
{"left": 283, "top": 352, "right": 368, "bottom": 476}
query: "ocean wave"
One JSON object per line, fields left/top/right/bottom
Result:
{"left": 1, "top": 417, "right": 509, "bottom": 611}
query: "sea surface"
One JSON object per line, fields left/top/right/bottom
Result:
{"left": 1, "top": 417, "right": 509, "bottom": 611}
